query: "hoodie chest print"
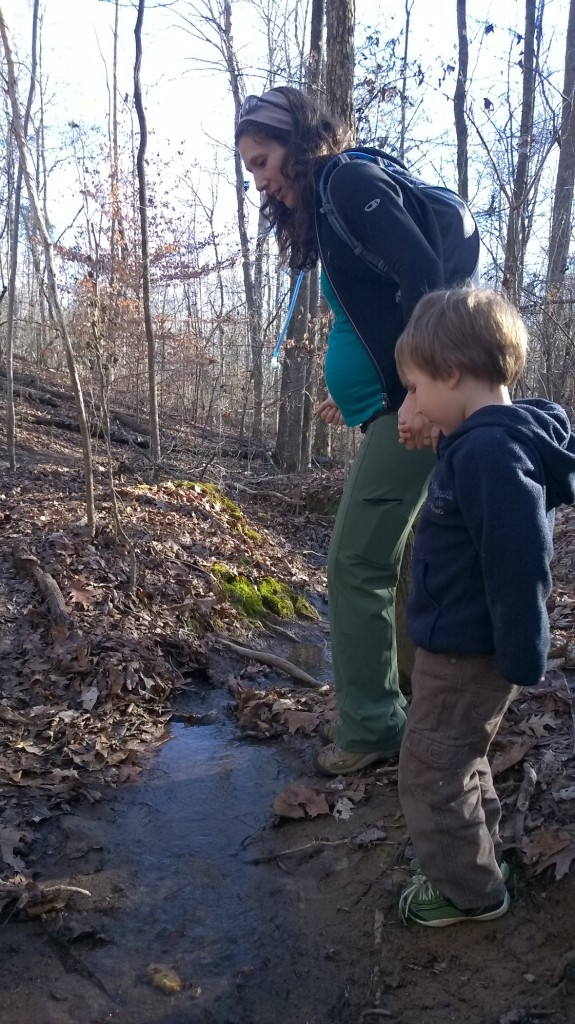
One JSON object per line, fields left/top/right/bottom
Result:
{"left": 427, "top": 477, "right": 454, "bottom": 517}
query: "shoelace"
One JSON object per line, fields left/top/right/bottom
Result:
{"left": 398, "top": 871, "right": 438, "bottom": 922}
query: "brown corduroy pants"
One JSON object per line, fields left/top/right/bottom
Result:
{"left": 399, "top": 648, "right": 521, "bottom": 910}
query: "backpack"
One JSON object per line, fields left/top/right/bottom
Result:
{"left": 319, "top": 149, "right": 481, "bottom": 286}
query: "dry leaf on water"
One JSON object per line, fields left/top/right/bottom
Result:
{"left": 273, "top": 782, "right": 330, "bottom": 819}
{"left": 146, "top": 964, "right": 183, "bottom": 994}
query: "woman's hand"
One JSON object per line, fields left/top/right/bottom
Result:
{"left": 398, "top": 392, "right": 439, "bottom": 450}
{"left": 317, "top": 397, "right": 345, "bottom": 426}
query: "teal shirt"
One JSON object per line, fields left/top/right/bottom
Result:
{"left": 321, "top": 271, "right": 385, "bottom": 427}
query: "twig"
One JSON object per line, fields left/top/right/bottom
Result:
{"left": 552, "top": 949, "right": 575, "bottom": 985}
{"left": 560, "top": 671, "right": 575, "bottom": 755}
{"left": 249, "top": 838, "right": 349, "bottom": 864}
{"left": 262, "top": 617, "right": 301, "bottom": 642}
{"left": 215, "top": 637, "right": 329, "bottom": 690}
{"left": 359, "top": 1010, "right": 394, "bottom": 1020}
{"left": 513, "top": 759, "right": 538, "bottom": 853}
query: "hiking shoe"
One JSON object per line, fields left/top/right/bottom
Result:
{"left": 399, "top": 874, "right": 509, "bottom": 927}
{"left": 317, "top": 719, "right": 338, "bottom": 744}
{"left": 313, "top": 742, "right": 400, "bottom": 777}
{"left": 408, "top": 858, "right": 510, "bottom": 884}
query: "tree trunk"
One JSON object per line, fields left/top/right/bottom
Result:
{"left": 399, "top": 1, "right": 413, "bottom": 161}
{"left": 0, "top": 6, "right": 96, "bottom": 533}
{"left": 325, "top": 0, "right": 356, "bottom": 140}
{"left": 544, "top": 0, "right": 575, "bottom": 400}
{"left": 251, "top": 209, "right": 268, "bottom": 441}
{"left": 546, "top": 0, "right": 575, "bottom": 292}
{"left": 133, "top": 0, "right": 161, "bottom": 466}
{"left": 454, "top": 0, "right": 469, "bottom": 201}
{"left": 300, "top": 263, "right": 321, "bottom": 469}
{"left": 307, "top": 0, "right": 324, "bottom": 96}
{"left": 5, "top": 0, "right": 40, "bottom": 471}
{"left": 502, "top": 0, "right": 537, "bottom": 306}
{"left": 275, "top": 272, "right": 310, "bottom": 471}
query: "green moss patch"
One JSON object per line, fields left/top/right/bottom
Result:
{"left": 260, "top": 577, "right": 318, "bottom": 620}
{"left": 213, "top": 566, "right": 318, "bottom": 622}
{"left": 213, "top": 564, "right": 265, "bottom": 620}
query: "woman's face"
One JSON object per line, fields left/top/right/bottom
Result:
{"left": 238, "top": 134, "right": 296, "bottom": 209}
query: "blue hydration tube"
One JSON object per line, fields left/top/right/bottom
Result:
{"left": 271, "top": 270, "right": 305, "bottom": 370}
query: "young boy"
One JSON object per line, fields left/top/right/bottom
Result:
{"left": 394, "top": 287, "right": 575, "bottom": 927}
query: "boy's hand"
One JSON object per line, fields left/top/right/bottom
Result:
{"left": 317, "top": 397, "right": 345, "bottom": 426}
{"left": 398, "top": 392, "right": 438, "bottom": 450}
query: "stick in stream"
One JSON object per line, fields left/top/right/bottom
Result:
{"left": 215, "top": 637, "right": 329, "bottom": 691}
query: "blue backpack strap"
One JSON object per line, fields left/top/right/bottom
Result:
{"left": 319, "top": 150, "right": 436, "bottom": 280}
{"left": 318, "top": 151, "right": 404, "bottom": 271}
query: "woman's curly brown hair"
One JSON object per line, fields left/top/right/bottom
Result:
{"left": 235, "top": 86, "right": 352, "bottom": 270}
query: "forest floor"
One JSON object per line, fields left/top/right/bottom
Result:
{"left": 1, "top": 363, "right": 575, "bottom": 1024}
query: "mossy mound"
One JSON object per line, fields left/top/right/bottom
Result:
{"left": 171, "top": 481, "right": 263, "bottom": 542}
{"left": 213, "top": 566, "right": 318, "bottom": 622}
{"left": 173, "top": 480, "right": 243, "bottom": 521}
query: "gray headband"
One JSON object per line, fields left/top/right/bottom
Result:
{"left": 237, "top": 90, "right": 295, "bottom": 134}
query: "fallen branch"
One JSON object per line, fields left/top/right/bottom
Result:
{"left": 12, "top": 543, "right": 71, "bottom": 630}
{"left": 231, "top": 482, "right": 299, "bottom": 505}
{"left": 215, "top": 637, "right": 328, "bottom": 690}
{"left": 0, "top": 881, "right": 90, "bottom": 897}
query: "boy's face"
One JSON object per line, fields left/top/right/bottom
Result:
{"left": 400, "top": 363, "right": 465, "bottom": 436}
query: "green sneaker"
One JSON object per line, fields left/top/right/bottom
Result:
{"left": 408, "top": 857, "right": 510, "bottom": 883}
{"left": 399, "top": 874, "right": 509, "bottom": 927}
{"left": 313, "top": 742, "right": 400, "bottom": 777}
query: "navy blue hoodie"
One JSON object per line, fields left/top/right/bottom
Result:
{"left": 407, "top": 399, "right": 575, "bottom": 687}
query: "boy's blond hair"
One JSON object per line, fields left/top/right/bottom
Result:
{"left": 395, "top": 288, "right": 528, "bottom": 386}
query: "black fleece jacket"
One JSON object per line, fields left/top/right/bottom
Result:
{"left": 407, "top": 400, "right": 575, "bottom": 687}
{"left": 314, "top": 154, "right": 444, "bottom": 410}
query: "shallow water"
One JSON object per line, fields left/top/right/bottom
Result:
{"left": 64, "top": 640, "right": 351, "bottom": 1022}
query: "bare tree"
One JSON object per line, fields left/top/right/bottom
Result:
{"left": 133, "top": 0, "right": 161, "bottom": 465}
{"left": 541, "top": 0, "right": 575, "bottom": 401}
{"left": 4, "top": 0, "right": 40, "bottom": 471}
{"left": 454, "top": 0, "right": 469, "bottom": 200}
{"left": 177, "top": 0, "right": 269, "bottom": 440}
{"left": 546, "top": 0, "right": 575, "bottom": 293}
{"left": 398, "top": 0, "right": 414, "bottom": 161}
{"left": 0, "top": 6, "right": 96, "bottom": 531}
{"left": 502, "top": 0, "right": 539, "bottom": 306}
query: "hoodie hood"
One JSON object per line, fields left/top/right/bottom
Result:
{"left": 440, "top": 398, "right": 575, "bottom": 509}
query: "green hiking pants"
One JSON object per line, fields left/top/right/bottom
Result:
{"left": 327, "top": 413, "right": 434, "bottom": 752}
